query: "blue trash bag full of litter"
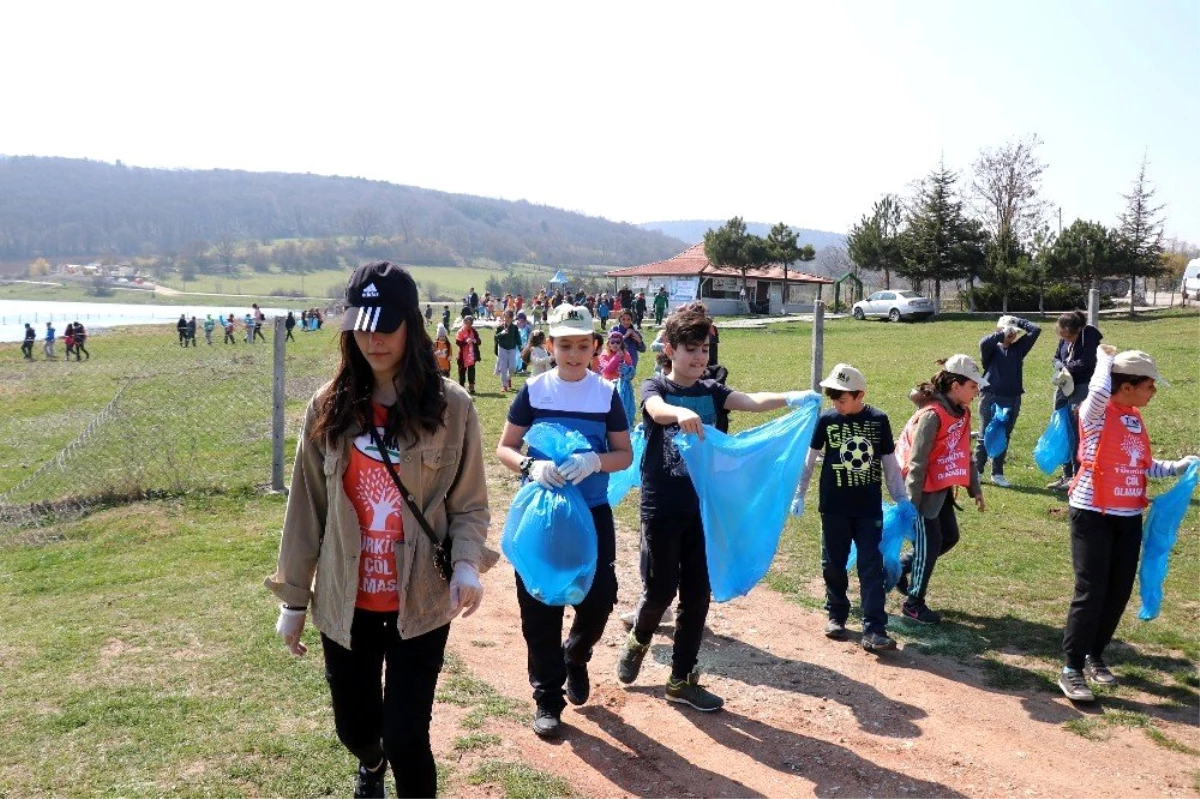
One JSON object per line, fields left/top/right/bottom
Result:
{"left": 1138, "top": 461, "right": 1199, "bottom": 621}
{"left": 673, "top": 392, "right": 821, "bottom": 602}
{"left": 607, "top": 423, "right": 646, "bottom": 507}
{"left": 501, "top": 423, "right": 598, "bottom": 606}
{"left": 616, "top": 362, "right": 638, "bottom": 431}
{"left": 1033, "top": 407, "right": 1072, "bottom": 475}
{"left": 984, "top": 404, "right": 1010, "bottom": 459}
{"left": 844, "top": 500, "right": 918, "bottom": 592}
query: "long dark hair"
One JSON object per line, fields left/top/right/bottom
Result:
{"left": 311, "top": 304, "right": 447, "bottom": 445}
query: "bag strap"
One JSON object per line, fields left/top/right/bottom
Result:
{"left": 367, "top": 425, "right": 444, "bottom": 551}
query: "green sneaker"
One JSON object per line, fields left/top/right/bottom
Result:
{"left": 617, "top": 631, "right": 650, "bottom": 685}
{"left": 665, "top": 671, "right": 724, "bottom": 712}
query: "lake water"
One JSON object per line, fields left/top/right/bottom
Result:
{"left": 0, "top": 299, "right": 298, "bottom": 343}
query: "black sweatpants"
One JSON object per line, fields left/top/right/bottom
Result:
{"left": 632, "top": 510, "right": 710, "bottom": 680}
{"left": 1062, "top": 507, "right": 1143, "bottom": 670}
{"left": 515, "top": 504, "right": 618, "bottom": 714}
{"left": 821, "top": 513, "right": 888, "bottom": 634}
{"left": 900, "top": 499, "right": 960, "bottom": 606}
{"left": 321, "top": 612, "right": 450, "bottom": 799}
{"left": 457, "top": 363, "right": 476, "bottom": 387}
{"left": 21, "top": 340, "right": 33, "bottom": 358}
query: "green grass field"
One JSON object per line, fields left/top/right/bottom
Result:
{"left": 0, "top": 310, "right": 1196, "bottom": 796}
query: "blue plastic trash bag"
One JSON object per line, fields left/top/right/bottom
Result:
{"left": 674, "top": 392, "right": 821, "bottom": 602}
{"left": 984, "top": 404, "right": 1010, "bottom": 459}
{"left": 616, "top": 362, "right": 638, "bottom": 431}
{"left": 1033, "top": 407, "right": 1072, "bottom": 475}
{"left": 501, "top": 423, "right": 598, "bottom": 606}
{"left": 844, "top": 501, "right": 917, "bottom": 592}
{"left": 607, "top": 424, "right": 646, "bottom": 507}
{"left": 1138, "top": 461, "right": 1199, "bottom": 621}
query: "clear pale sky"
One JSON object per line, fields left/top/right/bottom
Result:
{"left": 4, "top": 0, "right": 1197, "bottom": 242}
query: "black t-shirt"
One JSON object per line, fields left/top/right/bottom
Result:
{"left": 640, "top": 375, "right": 734, "bottom": 517}
{"left": 811, "top": 405, "right": 895, "bottom": 516}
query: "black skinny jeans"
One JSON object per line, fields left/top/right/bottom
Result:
{"left": 899, "top": 499, "right": 960, "bottom": 606}
{"left": 321, "top": 612, "right": 450, "bottom": 799}
{"left": 515, "top": 504, "right": 618, "bottom": 714}
{"left": 821, "top": 513, "right": 888, "bottom": 634}
{"left": 1062, "top": 508, "right": 1142, "bottom": 670}
{"left": 632, "top": 510, "right": 711, "bottom": 680}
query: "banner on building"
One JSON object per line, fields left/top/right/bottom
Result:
{"left": 669, "top": 277, "right": 699, "bottom": 304}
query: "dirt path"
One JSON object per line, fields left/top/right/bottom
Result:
{"left": 435, "top": 469, "right": 1199, "bottom": 798}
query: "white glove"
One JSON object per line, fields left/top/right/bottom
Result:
{"left": 790, "top": 490, "right": 805, "bottom": 518}
{"left": 1052, "top": 368, "right": 1074, "bottom": 397}
{"left": 276, "top": 605, "right": 308, "bottom": 657}
{"left": 785, "top": 390, "right": 817, "bottom": 409}
{"left": 559, "top": 451, "right": 602, "bottom": 485}
{"left": 1169, "top": 455, "right": 1200, "bottom": 474}
{"left": 449, "top": 561, "right": 483, "bottom": 618}
{"left": 529, "top": 460, "right": 566, "bottom": 489}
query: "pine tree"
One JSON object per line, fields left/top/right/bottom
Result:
{"left": 847, "top": 195, "right": 903, "bottom": 290}
{"left": 899, "top": 160, "right": 984, "bottom": 311}
{"left": 1115, "top": 155, "right": 1166, "bottom": 317}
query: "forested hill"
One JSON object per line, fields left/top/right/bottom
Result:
{"left": 639, "top": 220, "right": 845, "bottom": 250}
{"left": 0, "top": 156, "right": 686, "bottom": 266}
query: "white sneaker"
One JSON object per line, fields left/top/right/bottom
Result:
{"left": 991, "top": 474, "right": 1012, "bottom": 488}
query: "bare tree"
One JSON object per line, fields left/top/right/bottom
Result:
{"left": 970, "top": 134, "right": 1050, "bottom": 310}
{"left": 348, "top": 207, "right": 383, "bottom": 249}
{"left": 213, "top": 232, "right": 239, "bottom": 274}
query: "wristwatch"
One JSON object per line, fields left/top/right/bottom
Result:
{"left": 519, "top": 456, "right": 535, "bottom": 478}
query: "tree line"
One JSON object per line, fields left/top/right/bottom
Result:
{"left": 843, "top": 136, "right": 1194, "bottom": 314}
{"left": 0, "top": 156, "right": 685, "bottom": 270}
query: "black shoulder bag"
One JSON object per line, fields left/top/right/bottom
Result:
{"left": 367, "top": 426, "right": 454, "bottom": 582}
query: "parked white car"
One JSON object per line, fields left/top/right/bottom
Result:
{"left": 852, "top": 290, "right": 936, "bottom": 322}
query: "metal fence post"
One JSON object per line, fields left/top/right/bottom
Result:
{"left": 811, "top": 300, "right": 825, "bottom": 392}
{"left": 1088, "top": 289, "right": 1100, "bottom": 329}
{"left": 272, "top": 316, "right": 286, "bottom": 492}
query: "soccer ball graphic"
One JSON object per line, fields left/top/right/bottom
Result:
{"left": 840, "top": 436, "right": 874, "bottom": 471}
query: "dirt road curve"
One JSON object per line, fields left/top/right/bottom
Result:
{"left": 435, "top": 495, "right": 1199, "bottom": 798}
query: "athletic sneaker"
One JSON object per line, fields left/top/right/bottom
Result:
{"left": 531, "top": 707, "right": 563, "bottom": 738}
{"left": 665, "top": 671, "right": 724, "bottom": 712}
{"left": 354, "top": 761, "right": 387, "bottom": 799}
{"left": 1084, "top": 654, "right": 1118, "bottom": 686}
{"left": 564, "top": 648, "right": 590, "bottom": 705}
{"left": 1046, "top": 476, "right": 1070, "bottom": 490}
{"left": 824, "top": 618, "right": 847, "bottom": 639}
{"left": 861, "top": 630, "right": 898, "bottom": 652}
{"left": 1058, "top": 667, "right": 1095, "bottom": 702}
{"left": 991, "top": 474, "right": 1012, "bottom": 488}
{"left": 617, "top": 631, "right": 650, "bottom": 684}
{"left": 619, "top": 606, "right": 678, "bottom": 630}
{"left": 902, "top": 602, "right": 941, "bottom": 625}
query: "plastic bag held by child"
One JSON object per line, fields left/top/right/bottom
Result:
{"left": 616, "top": 362, "right": 638, "bottom": 431}
{"left": 501, "top": 423, "right": 598, "bottom": 606}
{"left": 984, "top": 404, "right": 1010, "bottom": 459}
{"left": 1033, "top": 407, "right": 1072, "bottom": 475}
{"left": 845, "top": 500, "right": 917, "bottom": 592}
{"left": 607, "top": 424, "right": 646, "bottom": 507}
{"left": 1138, "top": 460, "right": 1199, "bottom": 621}
{"left": 674, "top": 391, "right": 821, "bottom": 602}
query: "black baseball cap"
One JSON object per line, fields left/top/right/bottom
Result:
{"left": 342, "top": 261, "right": 418, "bottom": 334}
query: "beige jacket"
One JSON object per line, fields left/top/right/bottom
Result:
{"left": 265, "top": 379, "right": 497, "bottom": 648}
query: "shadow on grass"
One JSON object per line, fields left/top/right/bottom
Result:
{"left": 647, "top": 632, "right": 927, "bottom": 739}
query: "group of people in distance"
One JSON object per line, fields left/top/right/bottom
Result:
{"left": 266, "top": 261, "right": 1196, "bottom": 798}
{"left": 21, "top": 321, "right": 89, "bottom": 360}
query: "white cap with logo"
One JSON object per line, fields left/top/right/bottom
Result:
{"left": 942, "top": 353, "right": 989, "bottom": 389}
{"left": 819, "top": 363, "right": 867, "bottom": 392}
{"left": 1112, "top": 350, "right": 1169, "bottom": 387}
{"left": 546, "top": 304, "right": 594, "bottom": 337}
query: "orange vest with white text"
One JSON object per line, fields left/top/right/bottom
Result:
{"left": 897, "top": 403, "right": 972, "bottom": 492}
{"left": 1070, "top": 402, "right": 1151, "bottom": 511}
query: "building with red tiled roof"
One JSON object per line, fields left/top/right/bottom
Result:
{"left": 605, "top": 244, "right": 833, "bottom": 316}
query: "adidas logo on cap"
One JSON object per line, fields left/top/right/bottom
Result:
{"left": 361, "top": 283, "right": 380, "bottom": 299}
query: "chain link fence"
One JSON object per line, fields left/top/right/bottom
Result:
{"left": 0, "top": 318, "right": 342, "bottom": 545}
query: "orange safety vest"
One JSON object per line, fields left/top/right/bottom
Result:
{"left": 897, "top": 403, "right": 972, "bottom": 492}
{"left": 1069, "top": 402, "right": 1150, "bottom": 511}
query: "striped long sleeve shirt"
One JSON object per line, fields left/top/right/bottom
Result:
{"left": 1067, "top": 352, "right": 1176, "bottom": 516}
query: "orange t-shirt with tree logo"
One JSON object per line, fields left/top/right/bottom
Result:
{"left": 343, "top": 404, "right": 405, "bottom": 611}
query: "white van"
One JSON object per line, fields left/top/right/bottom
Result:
{"left": 1184, "top": 258, "right": 1200, "bottom": 299}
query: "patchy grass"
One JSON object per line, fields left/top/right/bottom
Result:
{"left": 468, "top": 760, "right": 575, "bottom": 799}
{"left": 453, "top": 732, "right": 502, "bottom": 752}
{"left": 1063, "top": 708, "right": 1199, "bottom": 754}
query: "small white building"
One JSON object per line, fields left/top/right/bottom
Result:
{"left": 606, "top": 244, "right": 833, "bottom": 316}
